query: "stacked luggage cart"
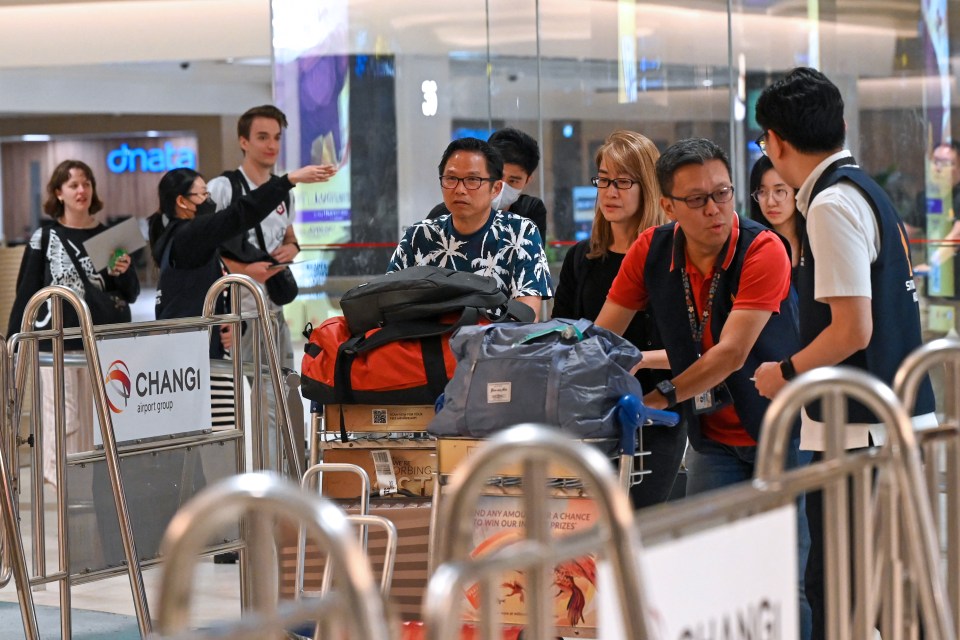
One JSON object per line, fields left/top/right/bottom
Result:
{"left": 427, "top": 394, "right": 677, "bottom": 638}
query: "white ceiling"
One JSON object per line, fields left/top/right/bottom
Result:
{"left": 0, "top": 0, "right": 933, "bottom": 119}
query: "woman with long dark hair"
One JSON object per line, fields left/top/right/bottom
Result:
{"left": 147, "top": 164, "right": 333, "bottom": 347}
{"left": 749, "top": 155, "right": 803, "bottom": 273}
{"left": 147, "top": 164, "right": 334, "bottom": 430}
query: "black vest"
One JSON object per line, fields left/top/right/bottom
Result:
{"left": 153, "top": 219, "right": 226, "bottom": 358}
{"left": 644, "top": 217, "right": 800, "bottom": 449}
{"left": 798, "top": 159, "right": 935, "bottom": 421}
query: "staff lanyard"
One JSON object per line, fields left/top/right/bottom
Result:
{"left": 678, "top": 237, "right": 729, "bottom": 356}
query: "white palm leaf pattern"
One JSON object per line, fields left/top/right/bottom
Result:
{"left": 425, "top": 233, "right": 467, "bottom": 267}
{"left": 470, "top": 251, "right": 509, "bottom": 289}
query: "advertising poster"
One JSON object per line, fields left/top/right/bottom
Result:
{"left": 94, "top": 330, "right": 212, "bottom": 445}
{"left": 463, "top": 495, "right": 600, "bottom": 630}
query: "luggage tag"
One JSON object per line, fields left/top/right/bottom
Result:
{"left": 692, "top": 382, "right": 733, "bottom": 415}
{"left": 370, "top": 450, "right": 398, "bottom": 496}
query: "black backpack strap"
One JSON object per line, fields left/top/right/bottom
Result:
{"left": 351, "top": 308, "right": 480, "bottom": 353}
{"left": 223, "top": 169, "right": 289, "bottom": 253}
{"left": 41, "top": 224, "right": 51, "bottom": 256}
{"left": 332, "top": 309, "right": 479, "bottom": 410}
{"left": 497, "top": 299, "right": 535, "bottom": 324}
{"left": 57, "top": 228, "right": 95, "bottom": 288}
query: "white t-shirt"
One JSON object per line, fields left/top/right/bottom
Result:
{"left": 207, "top": 166, "right": 297, "bottom": 313}
{"left": 795, "top": 151, "right": 937, "bottom": 450}
{"left": 207, "top": 166, "right": 295, "bottom": 253}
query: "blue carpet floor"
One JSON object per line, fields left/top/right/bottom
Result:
{"left": 0, "top": 601, "right": 141, "bottom": 639}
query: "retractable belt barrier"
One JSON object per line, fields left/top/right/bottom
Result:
{"left": 894, "top": 337, "right": 960, "bottom": 636}
{"left": 2, "top": 274, "right": 303, "bottom": 639}
{"left": 424, "top": 423, "right": 651, "bottom": 640}
{"left": 153, "top": 472, "right": 392, "bottom": 640}
{"left": 633, "top": 366, "right": 953, "bottom": 640}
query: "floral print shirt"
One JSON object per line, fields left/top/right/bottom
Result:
{"left": 386, "top": 210, "right": 553, "bottom": 301}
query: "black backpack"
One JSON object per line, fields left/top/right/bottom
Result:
{"left": 339, "top": 266, "right": 533, "bottom": 334}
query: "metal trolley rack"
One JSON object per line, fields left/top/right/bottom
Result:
{"left": 426, "top": 394, "right": 677, "bottom": 638}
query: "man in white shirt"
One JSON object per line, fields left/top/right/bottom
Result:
{"left": 208, "top": 106, "right": 335, "bottom": 486}
{"left": 209, "top": 105, "right": 302, "bottom": 372}
{"left": 752, "top": 67, "right": 935, "bottom": 639}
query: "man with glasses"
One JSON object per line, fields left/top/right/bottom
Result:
{"left": 753, "top": 67, "right": 935, "bottom": 640}
{"left": 426, "top": 128, "right": 548, "bottom": 239}
{"left": 387, "top": 137, "right": 551, "bottom": 319}
{"left": 595, "top": 137, "right": 801, "bottom": 494}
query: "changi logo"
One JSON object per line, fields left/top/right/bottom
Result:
{"left": 107, "top": 142, "right": 197, "bottom": 174}
{"left": 104, "top": 360, "right": 132, "bottom": 414}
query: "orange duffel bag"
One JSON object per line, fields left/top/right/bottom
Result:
{"left": 300, "top": 311, "right": 477, "bottom": 406}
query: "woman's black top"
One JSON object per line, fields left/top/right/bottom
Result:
{"left": 552, "top": 239, "right": 669, "bottom": 393}
{"left": 8, "top": 222, "right": 140, "bottom": 348}
{"left": 151, "top": 174, "right": 294, "bottom": 357}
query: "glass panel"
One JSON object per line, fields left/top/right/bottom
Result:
{"left": 271, "top": 0, "right": 956, "bottom": 340}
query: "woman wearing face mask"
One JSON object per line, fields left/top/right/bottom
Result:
{"left": 552, "top": 130, "right": 687, "bottom": 509}
{"left": 8, "top": 159, "right": 140, "bottom": 486}
{"left": 147, "top": 164, "right": 334, "bottom": 352}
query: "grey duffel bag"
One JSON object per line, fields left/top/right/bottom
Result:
{"left": 428, "top": 318, "right": 645, "bottom": 439}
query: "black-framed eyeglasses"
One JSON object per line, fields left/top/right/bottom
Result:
{"left": 751, "top": 187, "right": 791, "bottom": 203}
{"left": 666, "top": 186, "right": 735, "bottom": 209}
{"left": 591, "top": 176, "right": 639, "bottom": 190}
{"left": 755, "top": 131, "right": 768, "bottom": 156}
{"left": 439, "top": 175, "right": 494, "bottom": 190}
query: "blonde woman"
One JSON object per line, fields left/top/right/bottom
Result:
{"left": 552, "top": 130, "right": 685, "bottom": 508}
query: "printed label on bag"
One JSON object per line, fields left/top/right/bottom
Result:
{"left": 487, "top": 382, "right": 512, "bottom": 404}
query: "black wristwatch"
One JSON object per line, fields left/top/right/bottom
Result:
{"left": 655, "top": 379, "right": 678, "bottom": 409}
{"left": 779, "top": 357, "right": 798, "bottom": 381}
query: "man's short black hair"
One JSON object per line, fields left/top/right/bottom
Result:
{"left": 655, "top": 138, "right": 731, "bottom": 196}
{"left": 755, "top": 67, "right": 845, "bottom": 154}
{"left": 488, "top": 128, "right": 540, "bottom": 176}
{"left": 438, "top": 137, "right": 504, "bottom": 181}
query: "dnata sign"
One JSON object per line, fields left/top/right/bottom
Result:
{"left": 107, "top": 142, "right": 197, "bottom": 174}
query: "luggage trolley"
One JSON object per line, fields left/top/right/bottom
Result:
{"left": 427, "top": 393, "right": 678, "bottom": 638}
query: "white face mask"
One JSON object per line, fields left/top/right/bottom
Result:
{"left": 491, "top": 182, "right": 522, "bottom": 211}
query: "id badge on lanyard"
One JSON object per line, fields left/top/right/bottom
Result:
{"left": 682, "top": 255, "right": 732, "bottom": 416}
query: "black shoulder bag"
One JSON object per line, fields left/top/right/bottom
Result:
{"left": 52, "top": 227, "right": 132, "bottom": 325}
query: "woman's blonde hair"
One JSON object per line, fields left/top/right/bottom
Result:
{"left": 588, "top": 130, "right": 665, "bottom": 259}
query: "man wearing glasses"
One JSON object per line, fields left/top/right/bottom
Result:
{"left": 753, "top": 67, "right": 935, "bottom": 640}
{"left": 595, "top": 137, "right": 801, "bottom": 494}
{"left": 387, "top": 137, "right": 552, "bottom": 319}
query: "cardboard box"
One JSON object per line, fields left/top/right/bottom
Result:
{"left": 437, "top": 438, "right": 581, "bottom": 479}
{"left": 322, "top": 447, "right": 436, "bottom": 498}
{"left": 278, "top": 499, "right": 432, "bottom": 622}
{"left": 324, "top": 404, "right": 435, "bottom": 432}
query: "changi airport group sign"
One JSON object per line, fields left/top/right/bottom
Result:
{"left": 94, "top": 330, "right": 213, "bottom": 445}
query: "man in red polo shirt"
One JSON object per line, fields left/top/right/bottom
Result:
{"left": 595, "top": 137, "right": 800, "bottom": 494}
